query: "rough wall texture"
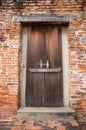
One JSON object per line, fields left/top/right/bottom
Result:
{"left": 0, "top": 0, "right": 86, "bottom": 123}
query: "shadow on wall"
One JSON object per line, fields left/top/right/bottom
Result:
{"left": 0, "top": 127, "right": 11, "bottom": 130}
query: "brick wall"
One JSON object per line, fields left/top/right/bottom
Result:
{"left": 69, "top": 19, "right": 86, "bottom": 123}
{"left": 0, "top": 0, "right": 86, "bottom": 123}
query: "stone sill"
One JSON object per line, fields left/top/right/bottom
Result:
{"left": 17, "top": 107, "right": 75, "bottom": 121}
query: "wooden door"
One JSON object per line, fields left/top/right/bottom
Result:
{"left": 26, "top": 25, "right": 63, "bottom": 107}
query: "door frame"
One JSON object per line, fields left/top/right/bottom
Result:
{"left": 20, "top": 24, "right": 69, "bottom": 107}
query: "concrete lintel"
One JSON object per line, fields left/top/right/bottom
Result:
{"left": 12, "top": 15, "right": 76, "bottom": 22}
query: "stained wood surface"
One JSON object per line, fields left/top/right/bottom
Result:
{"left": 44, "top": 26, "right": 63, "bottom": 106}
{"left": 26, "top": 25, "right": 63, "bottom": 107}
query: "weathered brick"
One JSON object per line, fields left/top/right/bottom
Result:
{"left": 0, "top": 0, "right": 85, "bottom": 125}
{"left": 70, "top": 120, "right": 79, "bottom": 126}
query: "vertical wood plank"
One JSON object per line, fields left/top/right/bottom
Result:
{"left": 26, "top": 25, "right": 45, "bottom": 106}
{"left": 44, "top": 25, "right": 63, "bottom": 106}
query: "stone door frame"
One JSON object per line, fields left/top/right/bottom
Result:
{"left": 21, "top": 25, "right": 69, "bottom": 107}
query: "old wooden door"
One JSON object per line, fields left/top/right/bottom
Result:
{"left": 26, "top": 25, "right": 63, "bottom": 107}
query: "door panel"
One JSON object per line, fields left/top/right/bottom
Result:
{"left": 26, "top": 26, "right": 45, "bottom": 106}
{"left": 44, "top": 73, "right": 60, "bottom": 106}
{"left": 27, "top": 26, "right": 45, "bottom": 68}
{"left": 45, "top": 26, "right": 59, "bottom": 68}
{"left": 44, "top": 26, "right": 63, "bottom": 106}
{"left": 29, "top": 73, "right": 44, "bottom": 106}
{"left": 26, "top": 25, "right": 63, "bottom": 107}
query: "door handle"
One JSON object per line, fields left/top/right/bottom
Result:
{"left": 37, "top": 60, "right": 49, "bottom": 68}
{"left": 42, "top": 60, "right": 49, "bottom": 68}
{"left": 37, "top": 60, "right": 43, "bottom": 68}
{"left": 40, "top": 60, "right": 43, "bottom": 68}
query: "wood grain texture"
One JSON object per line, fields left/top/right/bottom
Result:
{"left": 26, "top": 25, "right": 63, "bottom": 107}
{"left": 45, "top": 25, "right": 63, "bottom": 106}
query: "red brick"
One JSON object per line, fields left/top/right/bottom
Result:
{"left": 70, "top": 120, "right": 79, "bottom": 126}
{"left": 11, "top": 126, "right": 25, "bottom": 130}
{"left": 26, "top": 124, "right": 34, "bottom": 130}
{"left": 56, "top": 126, "right": 66, "bottom": 130}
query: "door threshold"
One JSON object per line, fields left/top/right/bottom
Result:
{"left": 17, "top": 107, "right": 75, "bottom": 121}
